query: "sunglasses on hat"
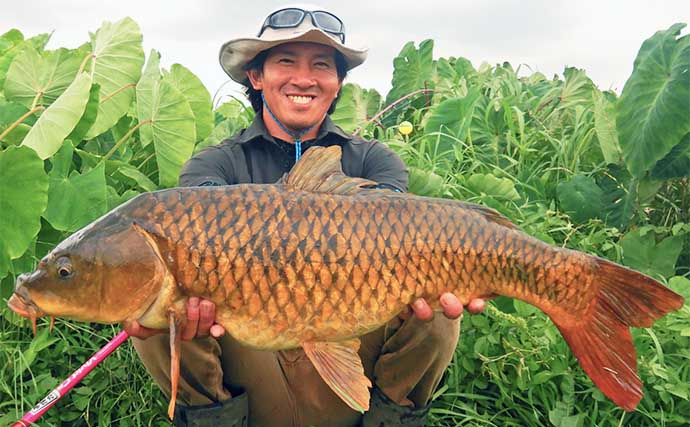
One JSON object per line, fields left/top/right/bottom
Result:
{"left": 258, "top": 8, "right": 346, "bottom": 43}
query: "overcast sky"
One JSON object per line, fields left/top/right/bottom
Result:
{"left": 3, "top": 1, "right": 689, "bottom": 107}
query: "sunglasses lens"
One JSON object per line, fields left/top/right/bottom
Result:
{"left": 312, "top": 11, "right": 343, "bottom": 33}
{"left": 270, "top": 8, "right": 305, "bottom": 27}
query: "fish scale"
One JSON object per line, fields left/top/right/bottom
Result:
{"left": 9, "top": 146, "right": 684, "bottom": 415}
{"left": 123, "top": 185, "right": 584, "bottom": 349}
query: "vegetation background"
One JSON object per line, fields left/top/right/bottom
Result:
{"left": 0, "top": 18, "right": 688, "bottom": 426}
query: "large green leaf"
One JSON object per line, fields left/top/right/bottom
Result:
{"left": 136, "top": 50, "right": 161, "bottom": 148}
{"left": 85, "top": 17, "right": 144, "bottom": 138}
{"left": 66, "top": 83, "right": 100, "bottom": 142}
{"left": 385, "top": 40, "right": 435, "bottom": 105}
{"left": 0, "top": 100, "right": 35, "bottom": 145}
{"left": 593, "top": 90, "right": 622, "bottom": 164}
{"left": 408, "top": 167, "right": 444, "bottom": 197}
{"left": 331, "top": 83, "right": 382, "bottom": 134}
{"left": 557, "top": 175, "right": 604, "bottom": 223}
{"left": 465, "top": 173, "right": 520, "bottom": 201}
{"left": 136, "top": 52, "right": 195, "bottom": 187}
{"left": 423, "top": 88, "right": 481, "bottom": 163}
{"left": 620, "top": 228, "right": 686, "bottom": 279}
{"left": 43, "top": 141, "right": 108, "bottom": 232}
{"left": 163, "top": 64, "right": 213, "bottom": 141}
{"left": 651, "top": 132, "right": 690, "bottom": 179}
{"left": 0, "top": 146, "right": 49, "bottom": 278}
{"left": 617, "top": 23, "right": 690, "bottom": 177}
{"left": 0, "top": 31, "right": 51, "bottom": 89}
{"left": 21, "top": 72, "right": 92, "bottom": 159}
{"left": 4, "top": 46, "right": 82, "bottom": 108}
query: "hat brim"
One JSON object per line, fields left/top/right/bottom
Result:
{"left": 219, "top": 28, "right": 368, "bottom": 84}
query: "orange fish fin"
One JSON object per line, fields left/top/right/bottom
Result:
{"left": 285, "top": 146, "right": 377, "bottom": 194}
{"left": 553, "top": 258, "right": 684, "bottom": 412}
{"left": 457, "top": 201, "right": 519, "bottom": 230}
{"left": 167, "top": 311, "right": 182, "bottom": 420}
{"left": 302, "top": 339, "right": 373, "bottom": 413}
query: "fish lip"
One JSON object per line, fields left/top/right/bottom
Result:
{"left": 7, "top": 293, "right": 45, "bottom": 319}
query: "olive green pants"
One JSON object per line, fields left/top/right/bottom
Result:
{"left": 133, "top": 315, "right": 460, "bottom": 427}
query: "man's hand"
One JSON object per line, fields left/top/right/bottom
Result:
{"left": 123, "top": 297, "right": 226, "bottom": 340}
{"left": 400, "top": 293, "right": 487, "bottom": 321}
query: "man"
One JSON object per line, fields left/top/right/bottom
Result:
{"left": 128, "top": 6, "right": 485, "bottom": 426}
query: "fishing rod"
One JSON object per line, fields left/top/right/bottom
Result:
{"left": 12, "top": 330, "right": 130, "bottom": 427}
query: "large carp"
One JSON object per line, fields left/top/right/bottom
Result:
{"left": 8, "top": 146, "right": 684, "bottom": 418}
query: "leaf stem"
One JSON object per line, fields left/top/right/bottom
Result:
{"left": 78, "top": 53, "right": 94, "bottom": 74}
{"left": 0, "top": 106, "right": 45, "bottom": 142}
{"left": 353, "top": 89, "right": 434, "bottom": 136}
{"left": 30, "top": 91, "right": 45, "bottom": 110}
{"left": 102, "top": 119, "right": 152, "bottom": 161}
{"left": 100, "top": 83, "right": 136, "bottom": 105}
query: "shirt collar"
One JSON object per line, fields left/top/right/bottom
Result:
{"left": 236, "top": 113, "right": 352, "bottom": 144}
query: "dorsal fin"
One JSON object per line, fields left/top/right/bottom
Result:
{"left": 456, "top": 201, "right": 519, "bottom": 230}
{"left": 284, "top": 146, "right": 377, "bottom": 194}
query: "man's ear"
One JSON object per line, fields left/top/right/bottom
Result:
{"left": 246, "top": 69, "right": 263, "bottom": 90}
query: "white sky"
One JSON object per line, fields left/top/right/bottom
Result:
{"left": 3, "top": 0, "right": 689, "bottom": 106}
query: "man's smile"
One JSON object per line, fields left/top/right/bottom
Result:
{"left": 288, "top": 95, "right": 315, "bottom": 105}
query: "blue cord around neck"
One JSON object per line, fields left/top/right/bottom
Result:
{"left": 262, "top": 93, "right": 316, "bottom": 163}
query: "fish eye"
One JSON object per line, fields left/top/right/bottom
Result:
{"left": 55, "top": 256, "right": 74, "bottom": 279}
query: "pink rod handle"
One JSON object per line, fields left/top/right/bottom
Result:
{"left": 13, "top": 330, "right": 130, "bottom": 427}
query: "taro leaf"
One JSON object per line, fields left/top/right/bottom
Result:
{"left": 557, "top": 175, "right": 604, "bottom": 223}
{"left": 600, "top": 165, "right": 637, "bottom": 230}
{"left": 651, "top": 132, "right": 690, "bottom": 179}
{"left": 423, "top": 88, "right": 481, "bottom": 163}
{"left": 668, "top": 276, "right": 690, "bottom": 302}
{"left": 195, "top": 115, "right": 252, "bottom": 153}
{"left": 43, "top": 141, "right": 108, "bottom": 232}
{"left": 107, "top": 186, "right": 139, "bottom": 210}
{"left": 0, "top": 31, "right": 51, "bottom": 88}
{"left": 85, "top": 17, "right": 145, "bottom": 139}
{"left": 66, "top": 83, "right": 100, "bottom": 143}
{"left": 0, "top": 146, "right": 49, "bottom": 278}
{"left": 331, "top": 83, "right": 382, "bottom": 134}
{"left": 216, "top": 99, "right": 246, "bottom": 120}
{"left": 617, "top": 23, "right": 690, "bottom": 178}
{"left": 4, "top": 46, "right": 82, "bottom": 108}
{"left": 620, "top": 229, "right": 685, "bottom": 279}
{"left": 558, "top": 67, "right": 594, "bottom": 110}
{"left": 593, "top": 90, "right": 622, "bottom": 164}
{"left": 136, "top": 52, "right": 195, "bottom": 187}
{"left": 0, "top": 100, "right": 35, "bottom": 145}
{"left": 115, "top": 165, "right": 157, "bottom": 192}
{"left": 163, "top": 64, "right": 213, "bottom": 141}
{"left": 21, "top": 72, "right": 92, "bottom": 159}
{"left": 465, "top": 173, "right": 520, "bottom": 201}
{"left": 137, "top": 49, "right": 162, "bottom": 148}
{"left": 385, "top": 40, "right": 435, "bottom": 106}
{"left": 408, "top": 167, "right": 444, "bottom": 197}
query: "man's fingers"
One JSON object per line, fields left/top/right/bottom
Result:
{"left": 123, "top": 321, "right": 163, "bottom": 340}
{"left": 181, "top": 297, "right": 200, "bottom": 341}
{"left": 197, "top": 300, "right": 215, "bottom": 337}
{"left": 440, "top": 293, "right": 464, "bottom": 319}
{"left": 467, "top": 298, "right": 486, "bottom": 314}
{"left": 411, "top": 298, "right": 434, "bottom": 321}
{"left": 210, "top": 324, "right": 226, "bottom": 338}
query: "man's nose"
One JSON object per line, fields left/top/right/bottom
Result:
{"left": 290, "top": 64, "right": 317, "bottom": 87}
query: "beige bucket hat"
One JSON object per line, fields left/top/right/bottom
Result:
{"left": 219, "top": 5, "right": 368, "bottom": 83}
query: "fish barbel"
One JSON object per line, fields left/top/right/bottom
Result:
{"left": 8, "top": 146, "right": 685, "bottom": 418}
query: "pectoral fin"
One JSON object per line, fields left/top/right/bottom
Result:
{"left": 167, "top": 311, "right": 182, "bottom": 420}
{"left": 302, "top": 339, "right": 372, "bottom": 413}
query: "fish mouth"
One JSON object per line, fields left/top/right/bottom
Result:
{"left": 8, "top": 293, "right": 49, "bottom": 335}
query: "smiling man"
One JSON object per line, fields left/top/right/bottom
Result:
{"left": 130, "top": 6, "right": 484, "bottom": 427}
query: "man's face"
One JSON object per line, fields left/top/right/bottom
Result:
{"left": 247, "top": 42, "right": 341, "bottom": 132}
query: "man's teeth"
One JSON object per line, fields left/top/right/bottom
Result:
{"left": 289, "top": 95, "right": 313, "bottom": 104}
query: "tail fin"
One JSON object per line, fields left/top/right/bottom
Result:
{"left": 553, "top": 258, "right": 684, "bottom": 411}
